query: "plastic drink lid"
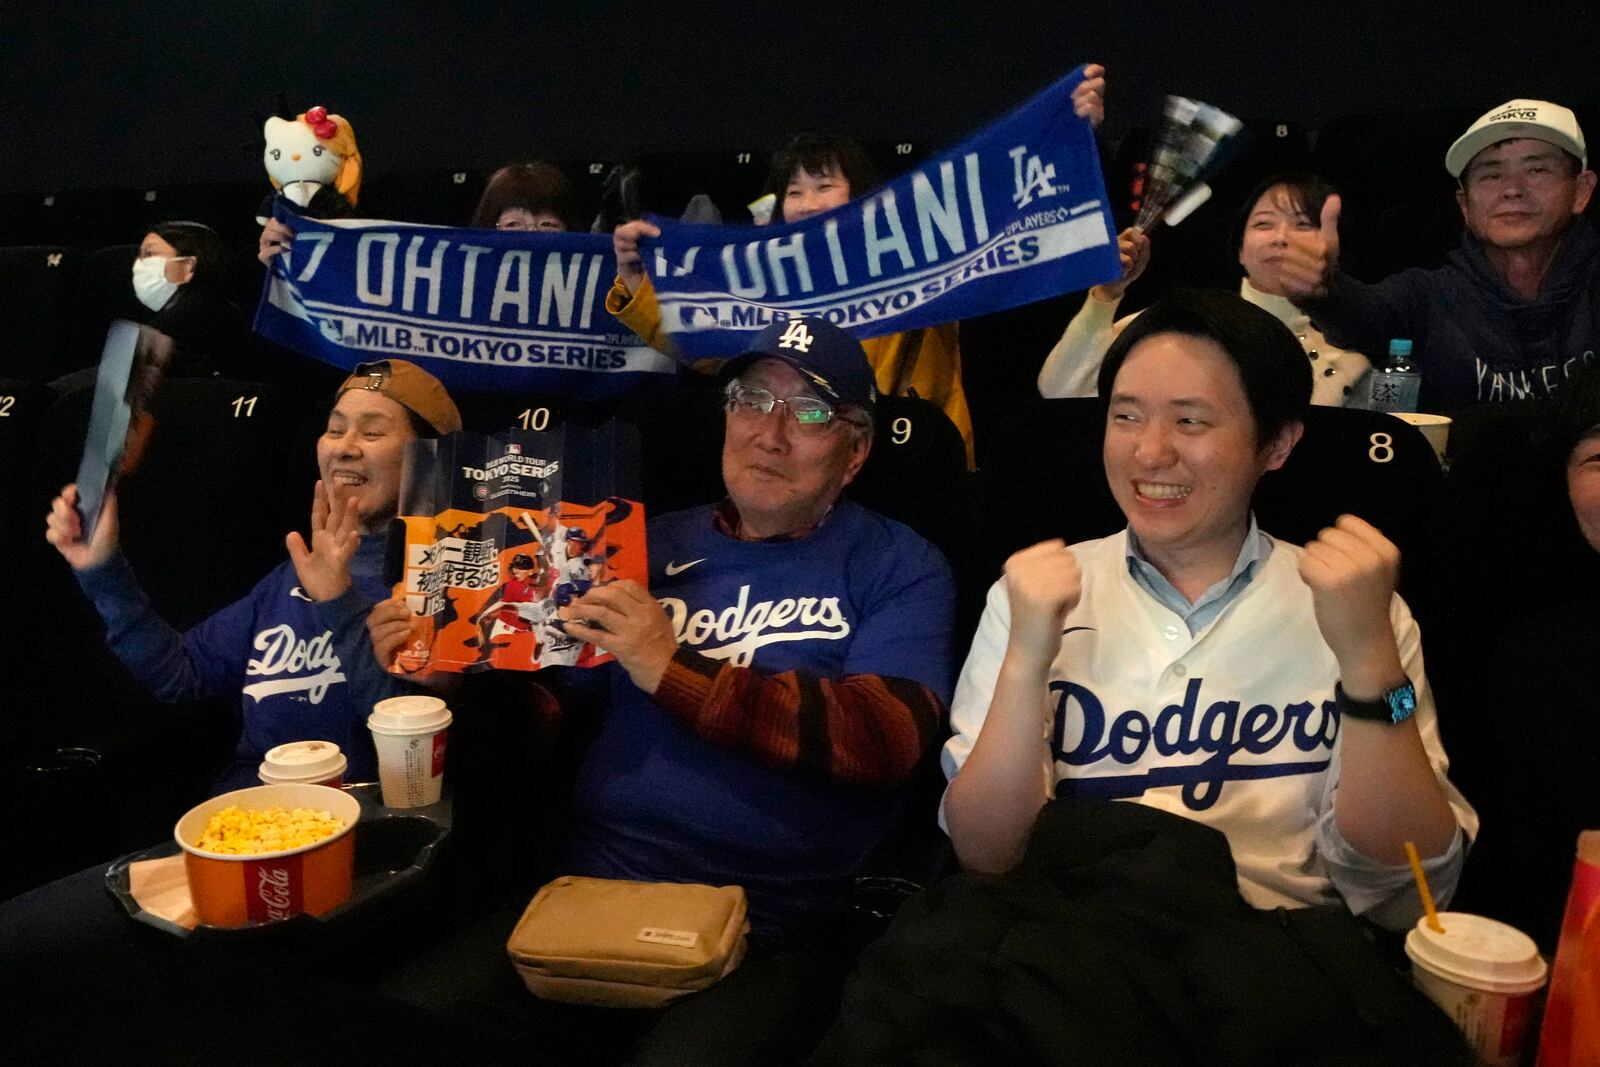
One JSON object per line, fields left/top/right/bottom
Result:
{"left": 259, "top": 740, "right": 345, "bottom": 780}
{"left": 1389, "top": 338, "right": 1413, "bottom": 356}
{"left": 369, "top": 695, "right": 452, "bottom": 735}
{"left": 1405, "top": 912, "right": 1548, "bottom": 993}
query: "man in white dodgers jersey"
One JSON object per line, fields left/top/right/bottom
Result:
{"left": 943, "top": 289, "right": 1475, "bottom": 928}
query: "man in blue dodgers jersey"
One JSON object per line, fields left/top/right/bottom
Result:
{"left": 374, "top": 315, "right": 954, "bottom": 1064}
{"left": 942, "top": 289, "right": 1476, "bottom": 929}
{"left": 555, "top": 316, "right": 954, "bottom": 935}
{"left": 45, "top": 359, "right": 461, "bottom": 792}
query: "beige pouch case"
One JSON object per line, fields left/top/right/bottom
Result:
{"left": 506, "top": 875, "right": 751, "bottom": 1008}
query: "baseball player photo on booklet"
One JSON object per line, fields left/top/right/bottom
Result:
{"left": 386, "top": 422, "right": 646, "bottom": 675}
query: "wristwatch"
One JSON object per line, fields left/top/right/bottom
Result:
{"left": 1335, "top": 680, "right": 1417, "bottom": 725}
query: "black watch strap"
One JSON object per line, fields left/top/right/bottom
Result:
{"left": 1335, "top": 680, "right": 1417, "bottom": 725}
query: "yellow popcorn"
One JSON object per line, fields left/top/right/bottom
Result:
{"left": 194, "top": 805, "right": 346, "bottom": 855}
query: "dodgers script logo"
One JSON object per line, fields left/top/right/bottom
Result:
{"left": 242, "top": 625, "right": 346, "bottom": 703}
{"left": 1049, "top": 677, "right": 1339, "bottom": 811}
{"left": 659, "top": 584, "right": 850, "bottom": 667}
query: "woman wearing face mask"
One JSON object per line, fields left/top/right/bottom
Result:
{"left": 130, "top": 221, "right": 247, "bottom": 378}
{"left": 1036, "top": 172, "right": 1371, "bottom": 406}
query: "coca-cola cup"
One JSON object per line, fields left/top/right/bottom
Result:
{"left": 175, "top": 783, "right": 360, "bottom": 927}
{"left": 258, "top": 740, "right": 347, "bottom": 787}
{"left": 367, "top": 696, "right": 452, "bottom": 808}
{"left": 1406, "top": 911, "right": 1548, "bottom": 1067}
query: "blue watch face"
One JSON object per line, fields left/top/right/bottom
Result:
{"left": 1386, "top": 683, "right": 1418, "bottom": 725}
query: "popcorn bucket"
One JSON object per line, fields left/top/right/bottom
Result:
{"left": 175, "top": 784, "right": 360, "bottom": 928}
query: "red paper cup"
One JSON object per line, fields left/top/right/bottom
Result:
{"left": 1407, "top": 911, "right": 1548, "bottom": 1067}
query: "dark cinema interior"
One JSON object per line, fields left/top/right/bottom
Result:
{"left": 3, "top": 3, "right": 1599, "bottom": 1064}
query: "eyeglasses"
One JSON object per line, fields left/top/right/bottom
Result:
{"left": 725, "top": 381, "right": 851, "bottom": 434}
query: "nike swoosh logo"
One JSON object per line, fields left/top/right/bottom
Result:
{"left": 1061, "top": 626, "right": 1096, "bottom": 636}
{"left": 290, "top": 587, "right": 314, "bottom": 602}
{"left": 664, "top": 558, "right": 707, "bottom": 576}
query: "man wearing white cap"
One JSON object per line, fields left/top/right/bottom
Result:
{"left": 1278, "top": 99, "right": 1598, "bottom": 409}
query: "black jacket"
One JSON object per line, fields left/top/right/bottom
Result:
{"left": 811, "top": 801, "right": 1470, "bottom": 1066}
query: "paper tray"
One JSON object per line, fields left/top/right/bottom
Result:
{"left": 105, "top": 784, "right": 451, "bottom": 938}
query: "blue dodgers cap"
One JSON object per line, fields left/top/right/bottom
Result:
{"left": 722, "top": 316, "right": 877, "bottom": 410}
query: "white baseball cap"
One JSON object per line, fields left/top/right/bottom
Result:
{"left": 1446, "top": 99, "right": 1588, "bottom": 179}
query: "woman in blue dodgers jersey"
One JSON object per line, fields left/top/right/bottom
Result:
{"left": 45, "top": 359, "right": 461, "bottom": 792}
{"left": 943, "top": 290, "right": 1476, "bottom": 929}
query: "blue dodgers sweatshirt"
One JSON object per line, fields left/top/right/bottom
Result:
{"left": 76, "top": 535, "right": 412, "bottom": 793}
{"left": 566, "top": 498, "right": 956, "bottom": 939}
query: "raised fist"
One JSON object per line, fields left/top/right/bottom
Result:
{"left": 1002, "top": 540, "right": 1083, "bottom": 667}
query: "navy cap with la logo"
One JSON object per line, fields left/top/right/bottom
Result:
{"left": 721, "top": 316, "right": 877, "bottom": 410}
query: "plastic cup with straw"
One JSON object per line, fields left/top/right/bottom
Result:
{"left": 1402, "top": 840, "right": 1549, "bottom": 1065}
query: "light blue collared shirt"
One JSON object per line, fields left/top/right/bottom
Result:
{"left": 1124, "top": 515, "right": 1272, "bottom": 635}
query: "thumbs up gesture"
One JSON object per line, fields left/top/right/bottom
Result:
{"left": 1276, "top": 194, "right": 1342, "bottom": 302}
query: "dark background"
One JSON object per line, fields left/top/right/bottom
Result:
{"left": 1, "top": 1, "right": 1593, "bottom": 194}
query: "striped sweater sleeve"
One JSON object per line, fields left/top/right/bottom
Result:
{"left": 651, "top": 648, "right": 946, "bottom": 789}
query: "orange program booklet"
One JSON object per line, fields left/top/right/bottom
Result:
{"left": 387, "top": 423, "right": 646, "bottom": 675}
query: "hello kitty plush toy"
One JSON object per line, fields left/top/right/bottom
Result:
{"left": 256, "top": 106, "right": 362, "bottom": 223}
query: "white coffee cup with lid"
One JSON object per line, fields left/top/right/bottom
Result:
{"left": 1405, "top": 911, "right": 1547, "bottom": 1067}
{"left": 258, "top": 740, "right": 348, "bottom": 787}
{"left": 367, "top": 696, "right": 452, "bottom": 808}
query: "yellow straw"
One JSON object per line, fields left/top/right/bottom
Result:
{"left": 1405, "top": 841, "right": 1445, "bottom": 933}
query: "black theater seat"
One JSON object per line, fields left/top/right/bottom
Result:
{"left": 0, "top": 379, "right": 49, "bottom": 567}
{"left": 1362, "top": 198, "right": 1466, "bottom": 279}
{"left": 974, "top": 398, "right": 1446, "bottom": 623}
{"left": 360, "top": 169, "right": 487, "bottom": 227}
{"left": 10, "top": 378, "right": 313, "bottom": 894}
{"left": 22, "top": 378, "right": 311, "bottom": 749}
{"left": 631, "top": 150, "right": 765, "bottom": 224}
{"left": 0, "top": 246, "right": 81, "bottom": 381}
{"left": 135, "top": 181, "right": 261, "bottom": 248}
{"left": 1312, "top": 109, "right": 1478, "bottom": 283}
{"left": 864, "top": 139, "right": 932, "bottom": 181}
{"left": 555, "top": 158, "right": 621, "bottom": 231}
{"left": 850, "top": 393, "right": 973, "bottom": 570}
{"left": 621, "top": 377, "right": 739, "bottom": 515}
{"left": 61, "top": 245, "right": 149, "bottom": 379}
{"left": 451, "top": 380, "right": 653, "bottom": 440}
{"left": 619, "top": 379, "right": 976, "bottom": 559}
{"left": 18, "top": 187, "right": 150, "bottom": 249}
